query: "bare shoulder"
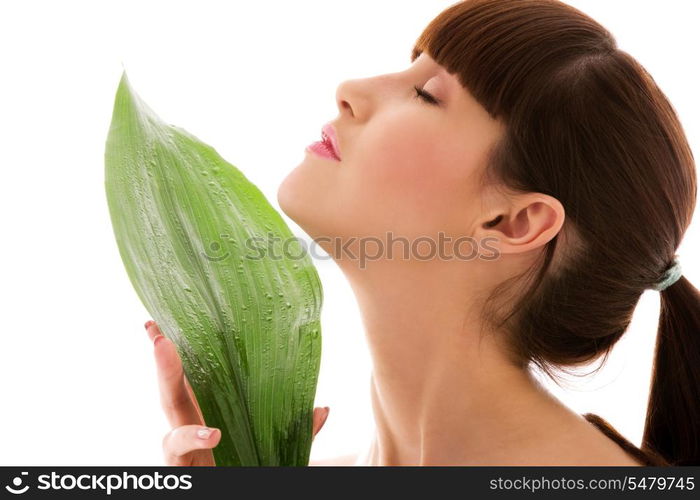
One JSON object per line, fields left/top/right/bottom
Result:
{"left": 490, "top": 413, "right": 648, "bottom": 466}
{"left": 553, "top": 415, "right": 647, "bottom": 466}
{"left": 571, "top": 439, "right": 646, "bottom": 466}
{"left": 309, "top": 452, "right": 360, "bottom": 466}
{"left": 577, "top": 413, "right": 647, "bottom": 466}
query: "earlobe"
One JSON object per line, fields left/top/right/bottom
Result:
{"left": 479, "top": 194, "right": 565, "bottom": 255}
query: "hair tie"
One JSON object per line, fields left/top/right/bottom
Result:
{"left": 650, "top": 256, "right": 682, "bottom": 291}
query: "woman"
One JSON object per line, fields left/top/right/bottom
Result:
{"left": 146, "top": 0, "right": 699, "bottom": 466}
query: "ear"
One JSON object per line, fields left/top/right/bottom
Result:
{"left": 475, "top": 193, "right": 565, "bottom": 255}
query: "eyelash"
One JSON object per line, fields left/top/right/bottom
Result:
{"left": 413, "top": 85, "right": 439, "bottom": 105}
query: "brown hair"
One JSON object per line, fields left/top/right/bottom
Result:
{"left": 412, "top": 0, "right": 698, "bottom": 465}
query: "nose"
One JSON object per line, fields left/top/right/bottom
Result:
{"left": 335, "top": 78, "right": 371, "bottom": 121}
{"left": 335, "top": 79, "right": 355, "bottom": 119}
{"left": 335, "top": 70, "right": 399, "bottom": 122}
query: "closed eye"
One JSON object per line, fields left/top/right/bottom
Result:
{"left": 413, "top": 85, "right": 440, "bottom": 106}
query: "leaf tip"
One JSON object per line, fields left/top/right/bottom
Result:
{"left": 117, "top": 70, "right": 134, "bottom": 99}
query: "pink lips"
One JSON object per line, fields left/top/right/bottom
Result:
{"left": 305, "top": 122, "right": 342, "bottom": 161}
{"left": 322, "top": 123, "right": 342, "bottom": 160}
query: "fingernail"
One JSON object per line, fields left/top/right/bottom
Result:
{"left": 153, "top": 335, "right": 165, "bottom": 347}
{"left": 144, "top": 320, "right": 154, "bottom": 330}
{"left": 324, "top": 406, "right": 330, "bottom": 415}
{"left": 197, "top": 427, "right": 212, "bottom": 439}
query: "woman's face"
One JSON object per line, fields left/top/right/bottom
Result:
{"left": 277, "top": 52, "right": 504, "bottom": 258}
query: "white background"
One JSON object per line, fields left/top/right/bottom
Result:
{"left": 0, "top": 0, "right": 698, "bottom": 465}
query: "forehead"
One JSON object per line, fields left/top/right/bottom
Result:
{"left": 413, "top": 52, "right": 452, "bottom": 77}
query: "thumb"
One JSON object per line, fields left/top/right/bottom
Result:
{"left": 312, "top": 406, "right": 330, "bottom": 440}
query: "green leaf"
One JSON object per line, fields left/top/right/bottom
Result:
{"left": 104, "top": 71, "right": 323, "bottom": 466}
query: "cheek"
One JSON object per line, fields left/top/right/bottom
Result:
{"left": 340, "top": 121, "right": 475, "bottom": 235}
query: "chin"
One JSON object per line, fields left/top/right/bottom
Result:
{"left": 277, "top": 170, "right": 324, "bottom": 241}
{"left": 277, "top": 163, "right": 350, "bottom": 256}
{"left": 277, "top": 169, "right": 304, "bottom": 222}
{"left": 277, "top": 180, "right": 330, "bottom": 255}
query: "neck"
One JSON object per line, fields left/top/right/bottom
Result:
{"left": 340, "top": 258, "right": 579, "bottom": 465}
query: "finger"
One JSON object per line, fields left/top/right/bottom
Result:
{"left": 153, "top": 333, "right": 204, "bottom": 428}
{"left": 148, "top": 321, "right": 204, "bottom": 422}
{"left": 312, "top": 406, "right": 330, "bottom": 439}
{"left": 162, "top": 425, "right": 221, "bottom": 466}
{"left": 144, "top": 319, "right": 162, "bottom": 342}
{"left": 183, "top": 374, "right": 206, "bottom": 424}
{"left": 148, "top": 321, "right": 205, "bottom": 427}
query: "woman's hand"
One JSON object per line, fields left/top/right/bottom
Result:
{"left": 145, "top": 319, "right": 330, "bottom": 466}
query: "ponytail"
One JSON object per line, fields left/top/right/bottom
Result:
{"left": 642, "top": 276, "right": 700, "bottom": 465}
